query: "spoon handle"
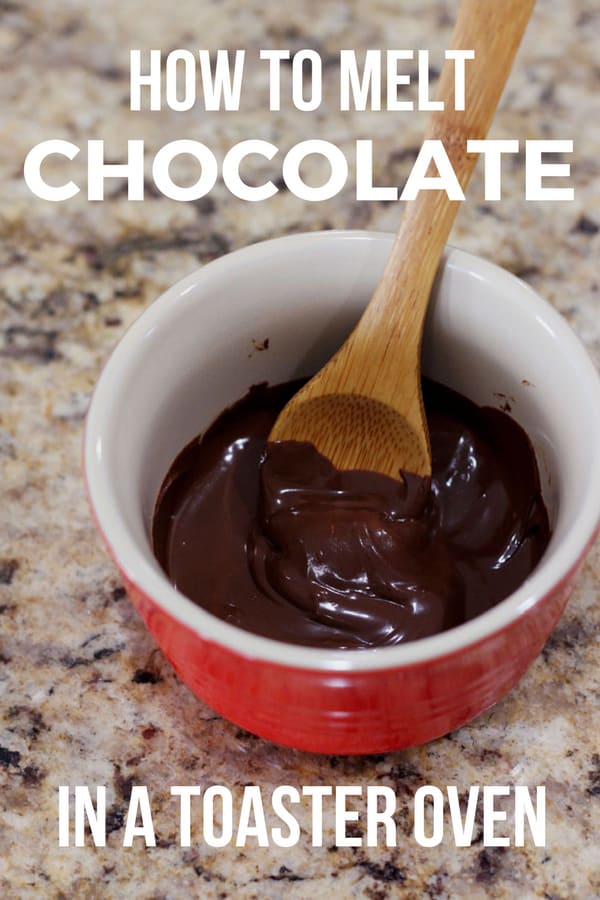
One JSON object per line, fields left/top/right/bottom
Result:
{"left": 352, "top": 0, "right": 536, "bottom": 397}
{"left": 269, "top": 0, "right": 536, "bottom": 480}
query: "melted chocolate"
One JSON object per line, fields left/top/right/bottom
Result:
{"left": 152, "top": 379, "right": 550, "bottom": 648}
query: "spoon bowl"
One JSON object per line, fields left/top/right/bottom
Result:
{"left": 269, "top": 386, "right": 430, "bottom": 480}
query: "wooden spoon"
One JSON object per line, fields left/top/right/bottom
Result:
{"left": 270, "top": 0, "right": 536, "bottom": 479}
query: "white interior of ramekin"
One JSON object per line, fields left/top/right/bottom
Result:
{"left": 85, "top": 231, "right": 600, "bottom": 672}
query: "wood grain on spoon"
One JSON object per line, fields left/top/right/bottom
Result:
{"left": 269, "top": 0, "right": 536, "bottom": 479}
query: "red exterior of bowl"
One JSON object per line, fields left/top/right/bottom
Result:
{"left": 118, "top": 561, "right": 581, "bottom": 755}
{"left": 83, "top": 235, "right": 600, "bottom": 755}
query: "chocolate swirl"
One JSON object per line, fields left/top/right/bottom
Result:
{"left": 153, "top": 379, "right": 550, "bottom": 648}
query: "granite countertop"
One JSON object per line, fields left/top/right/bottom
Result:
{"left": 1, "top": 0, "right": 599, "bottom": 897}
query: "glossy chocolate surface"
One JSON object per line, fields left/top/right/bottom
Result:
{"left": 153, "top": 379, "right": 550, "bottom": 648}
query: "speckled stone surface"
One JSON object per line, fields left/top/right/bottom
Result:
{"left": 1, "top": 1, "right": 599, "bottom": 897}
